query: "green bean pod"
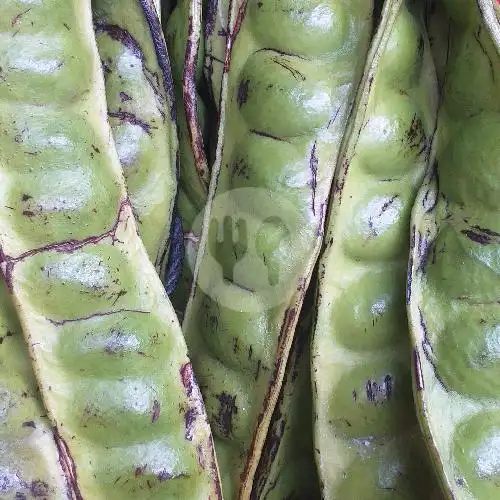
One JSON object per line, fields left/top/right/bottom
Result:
{"left": 0, "top": 1, "right": 221, "bottom": 497}
{"left": 182, "top": 1, "right": 374, "bottom": 497}
{"left": 0, "top": 280, "right": 69, "bottom": 498}
{"left": 251, "top": 292, "right": 320, "bottom": 500}
{"left": 311, "top": 0, "right": 442, "bottom": 497}
{"left": 165, "top": 0, "right": 211, "bottom": 318}
{"left": 92, "top": 0, "right": 178, "bottom": 280}
{"left": 408, "top": 1, "right": 500, "bottom": 498}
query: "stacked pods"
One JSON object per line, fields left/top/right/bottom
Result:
{"left": 164, "top": 0, "right": 211, "bottom": 317}
{"left": 182, "top": 0, "right": 374, "bottom": 497}
{"left": 92, "top": 0, "right": 179, "bottom": 279}
{"left": 0, "top": 1, "right": 220, "bottom": 498}
{"left": 1, "top": 0, "right": 500, "bottom": 498}
{"left": 408, "top": 1, "right": 500, "bottom": 498}
{"left": 312, "top": 0, "right": 442, "bottom": 497}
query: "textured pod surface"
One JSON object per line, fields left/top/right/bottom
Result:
{"left": 312, "top": 0, "right": 442, "bottom": 498}
{"left": 203, "top": 0, "right": 233, "bottom": 109}
{"left": 183, "top": 0, "right": 374, "bottom": 497}
{"left": 0, "top": 1, "right": 220, "bottom": 498}
{"left": 251, "top": 294, "right": 320, "bottom": 500}
{"left": 0, "top": 280, "right": 68, "bottom": 499}
{"left": 408, "top": 1, "right": 500, "bottom": 498}
{"left": 165, "top": 0, "right": 210, "bottom": 318}
{"left": 93, "top": 0, "right": 178, "bottom": 277}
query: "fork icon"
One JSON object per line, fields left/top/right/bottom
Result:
{"left": 209, "top": 215, "right": 248, "bottom": 283}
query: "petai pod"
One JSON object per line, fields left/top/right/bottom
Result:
{"left": 0, "top": 1, "right": 221, "bottom": 498}
{"left": 182, "top": 0, "right": 374, "bottom": 497}
{"left": 165, "top": 0, "right": 211, "bottom": 318}
{"left": 311, "top": 0, "right": 442, "bottom": 498}
{"left": 250, "top": 291, "right": 320, "bottom": 500}
{"left": 92, "top": 0, "right": 178, "bottom": 281}
{"left": 0, "top": 279, "right": 68, "bottom": 499}
{"left": 408, "top": 1, "right": 500, "bottom": 498}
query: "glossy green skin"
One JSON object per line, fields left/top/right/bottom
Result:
{"left": 183, "top": 1, "right": 374, "bottom": 498}
{"left": 93, "top": 0, "right": 178, "bottom": 276}
{"left": 311, "top": 1, "right": 442, "bottom": 498}
{"left": 408, "top": 1, "right": 500, "bottom": 498}
{"left": 251, "top": 305, "right": 320, "bottom": 500}
{"left": 0, "top": 280, "right": 68, "bottom": 499}
{"left": 165, "top": 0, "right": 210, "bottom": 319}
{"left": 0, "top": 1, "right": 220, "bottom": 498}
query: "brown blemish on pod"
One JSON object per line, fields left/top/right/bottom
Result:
{"left": 179, "top": 367, "right": 222, "bottom": 495}
{"left": 119, "top": 92, "right": 132, "bottom": 102}
{"left": 53, "top": 428, "right": 83, "bottom": 500}
{"left": 151, "top": 400, "right": 160, "bottom": 423}
{"left": 224, "top": 0, "right": 248, "bottom": 73}
{"left": 0, "top": 197, "right": 132, "bottom": 291}
{"left": 249, "top": 129, "right": 288, "bottom": 142}
{"left": 413, "top": 348, "right": 424, "bottom": 391}
{"left": 47, "top": 309, "right": 149, "bottom": 328}
{"left": 179, "top": 363, "right": 203, "bottom": 440}
{"left": 404, "top": 114, "right": 427, "bottom": 156}
{"left": 108, "top": 111, "right": 153, "bottom": 135}
{"left": 461, "top": 225, "right": 500, "bottom": 245}
{"left": 184, "top": 408, "right": 198, "bottom": 440}
{"left": 183, "top": 14, "right": 209, "bottom": 187}
{"left": 363, "top": 374, "right": 393, "bottom": 406}
{"left": 237, "top": 79, "right": 250, "bottom": 107}
{"left": 309, "top": 142, "right": 318, "bottom": 216}
{"left": 94, "top": 23, "right": 144, "bottom": 61}
{"left": 230, "top": 158, "right": 250, "bottom": 181}
{"left": 406, "top": 226, "right": 416, "bottom": 304}
{"left": 30, "top": 480, "right": 50, "bottom": 497}
{"left": 11, "top": 8, "right": 32, "bottom": 27}
{"left": 214, "top": 392, "right": 238, "bottom": 438}
{"left": 419, "top": 309, "right": 448, "bottom": 391}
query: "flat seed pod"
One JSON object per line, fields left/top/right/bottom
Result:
{"left": 250, "top": 290, "right": 320, "bottom": 500}
{"left": 164, "top": 0, "right": 212, "bottom": 318}
{"left": 92, "top": 0, "right": 178, "bottom": 280}
{"left": 408, "top": 1, "right": 500, "bottom": 498}
{"left": 0, "top": 280, "right": 68, "bottom": 498}
{"left": 311, "top": 0, "right": 442, "bottom": 498}
{"left": 0, "top": 1, "right": 221, "bottom": 497}
{"left": 182, "top": 0, "right": 375, "bottom": 497}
